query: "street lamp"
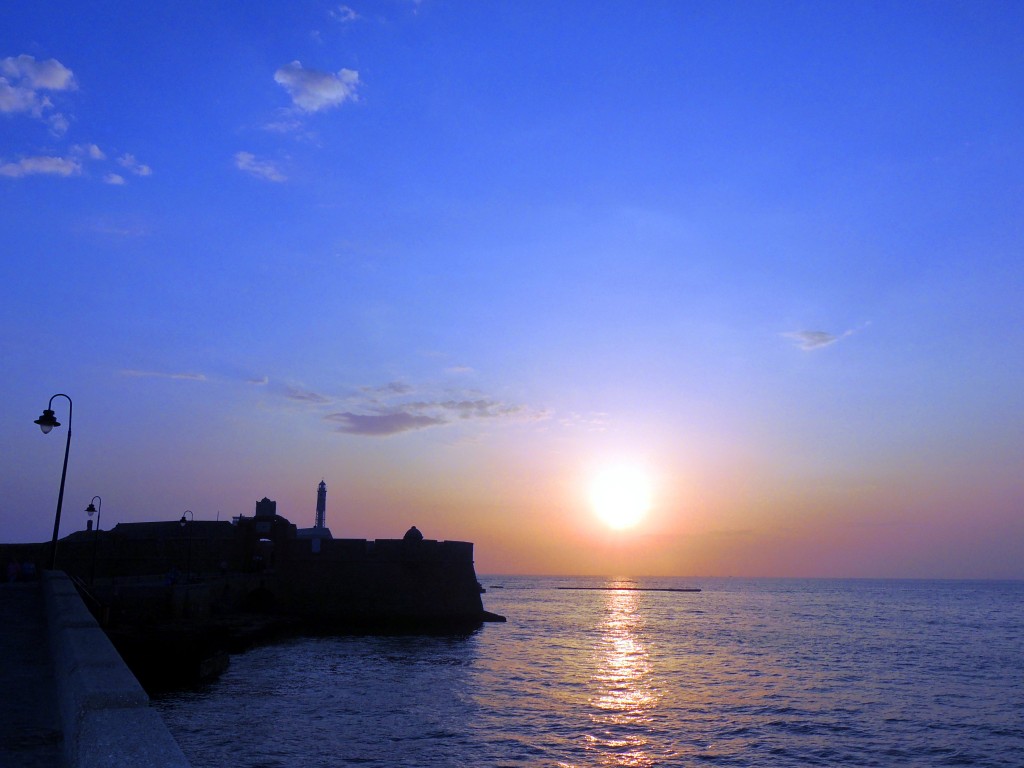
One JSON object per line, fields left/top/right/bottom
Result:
{"left": 87, "top": 496, "right": 102, "bottom": 585}
{"left": 179, "top": 510, "right": 193, "bottom": 584}
{"left": 35, "top": 394, "right": 73, "bottom": 571}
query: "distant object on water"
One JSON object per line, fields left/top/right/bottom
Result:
{"left": 557, "top": 586, "right": 701, "bottom": 593}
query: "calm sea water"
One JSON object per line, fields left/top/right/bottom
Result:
{"left": 154, "top": 577, "right": 1024, "bottom": 767}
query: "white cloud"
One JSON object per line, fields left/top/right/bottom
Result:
{"left": 117, "top": 153, "right": 152, "bottom": 176}
{"left": 330, "top": 5, "right": 360, "bottom": 23}
{"left": 0, "top": 78, "right": 41, "bottom": 113}
{"left": 1, "top": 55, "right": 76, "bottom": 91}
{"left": 234, "top": 151, "right": 287, "bottom": 182}
{"left": 0, "top": 55, "right": 76, "bottom": 133}
{"left": 0, "top": 155, "right": 81, "bottom": 178}
{"left": 1, "top": 58, "right": 150, "bottom": 181}
{"left": 48, "top": 112, "right": 69, "bottom": 136}
{"left": 73, "top": 143, "right": 105, "bottom": 160}
{"left": 274, "top": 60, "right": 359, "bottom": 112}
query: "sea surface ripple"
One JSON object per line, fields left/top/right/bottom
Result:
{"left": 155, "top": 577, "right": 1024, "bottom": 767}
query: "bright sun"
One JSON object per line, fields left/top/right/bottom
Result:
{"left": 588, "top": 465, "right": 653, "bottom": 530}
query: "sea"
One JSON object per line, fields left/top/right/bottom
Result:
{"left": 153, "top": 576, "right": 1024, "bottom": 767}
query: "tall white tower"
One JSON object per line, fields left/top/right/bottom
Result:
{"left": 315, "top": 480, "right": 327, "bottom": 529}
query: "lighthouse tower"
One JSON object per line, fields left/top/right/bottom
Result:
{"left": 297, "top": 480, "right": 332, "bottom": 543}
{"left": 315, "top": 480, "right": 327, "bottom": 530}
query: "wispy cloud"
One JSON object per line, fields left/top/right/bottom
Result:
{"left": 234, "top": 151, "right": 287, "bottom": 182}
{"left": 285, "top": 385, "right": 331, "bottom": 404}
{"left": 263, "top": 118, "right": 304, "bottom": 134}
{"left": 274, "top": 61, "right": 360, "bottom": 113}
{"left": 325, "top": 384, "right": 549, "bottom": 437}
{"left": 0, "top": 54, "right": 76, "bottom": 134}
{"left": 330, "top": 4, "right": 360, "bottom": 23}
{"left": 785, "top": 330, "right": 840, "bottom": 350}
{"left": 79, "top": 143, "right": 124, "bottom": 182}
{"left": 90, "top": 219, "right": 150, "bottom": 237}
{"left": 407, "top": 398, "right": 531, "bottom": 420}
{"left": 117, "top": 153, "right": 152, "bottom": 176}
{"left": 250, "top": 373, "right": 548, "bottom": 437}
{"left": 76, "top": 143, "right": 105, "bottom": 160}
{"left": 360, "top": 381, "right": 415, "bottom": 397}
{"left": 783, "top": 324, "right": 867, "bottom": 351}
{"left": 325, "top": 411, "right": 445, "bottom": 436}
{"left": 120, "top": 369, "right": 207, "bottom": 381}
{"left": 0, "top": 156, "right": 81, "bottom": 177}
{"left": 559, "top": 411, "right": 610, "bottom": 432}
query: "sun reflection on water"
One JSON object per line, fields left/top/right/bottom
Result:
{"left": 586, "top": 587, "right": 660, "bottom": 767}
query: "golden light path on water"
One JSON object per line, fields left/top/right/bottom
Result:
{"left": 585, "top": 586, "right": 660, "bottom": 767}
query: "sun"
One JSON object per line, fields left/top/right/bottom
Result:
{"left": 588, "top": 465, "right": 653, "bottom": 530}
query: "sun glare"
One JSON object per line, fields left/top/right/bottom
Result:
{"left": 589, "top": 465, "right": 653, "bottom": 530}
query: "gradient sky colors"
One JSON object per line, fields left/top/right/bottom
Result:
{"left": 3, "top": 1, "right": 1022, "bottom": 578}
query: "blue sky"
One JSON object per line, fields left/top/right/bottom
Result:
{"left": 3, "top": 1, "right": 1023, "bottom": 577}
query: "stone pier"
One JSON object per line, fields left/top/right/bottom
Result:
{"left": 0, "top": 573, "right": 192, "bottom": 768}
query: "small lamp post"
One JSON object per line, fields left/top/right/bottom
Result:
{"left": 35, "top": 394, "right": 73, "bottom": 570}
{"left": 179, "top": 510, "right": 194, "bottom": 584}
{"left": 86, "top": 496, "right": 102, "bottom": 585}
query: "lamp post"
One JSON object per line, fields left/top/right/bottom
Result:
{"left": 86, "top": 496, "right": 102, "bottom": 585}
{"left": 35, "top": 394, "right": 73, "bottom": 571}
{"left": 179, "top": 510, "right": 194, "bottom": 584}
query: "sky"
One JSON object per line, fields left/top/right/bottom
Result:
{"left": 2, "top": 1, "right": 1022, "bottom": 578}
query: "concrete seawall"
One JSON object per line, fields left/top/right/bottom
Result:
{"left": 42, "top": 571, "right": 192, "bottom": 768}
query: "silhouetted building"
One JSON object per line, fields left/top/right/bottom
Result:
{"left": 5, "top": 493, "right": 502, "bottom": 648}
{"left": 255, "top": 497, "right": 277, "bottom": 518}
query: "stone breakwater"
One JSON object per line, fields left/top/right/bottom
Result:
{"left": 42, "top": 571, "right": 191, "bottom": 767}
{"left": 6, "top": 513, "right": 504, "bottom": 692}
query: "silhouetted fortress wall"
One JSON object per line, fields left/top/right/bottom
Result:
{"left": 42, "top": 571, "right": 190, "bottom": 767}
{"left": 274, "top": 537, "right": 483, "bottom": 623}
{"left": 10, "top": 513, "right": 489, "bottom": 627}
